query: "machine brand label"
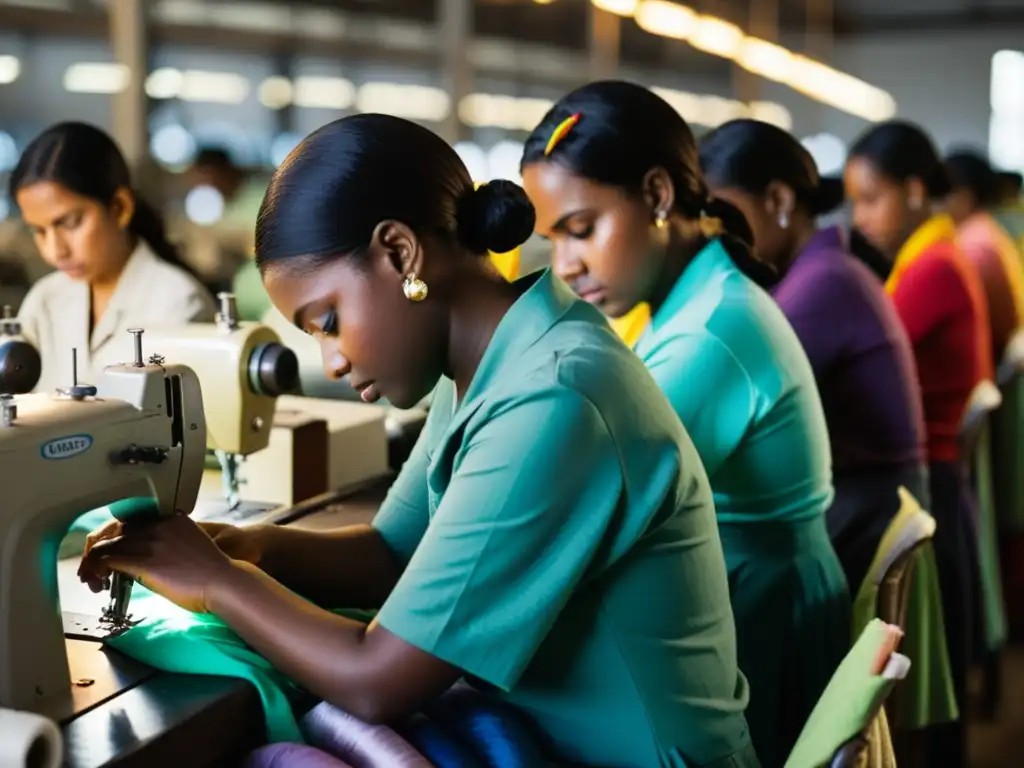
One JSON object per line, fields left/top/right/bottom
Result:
{"left": 40, "top": 434, "right": 94, "bottom": 460}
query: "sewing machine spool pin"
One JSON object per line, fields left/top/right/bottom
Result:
{"left": 57, "top": 347, "right": 97, "bottom": 400}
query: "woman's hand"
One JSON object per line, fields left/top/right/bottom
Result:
{"left": 79, "top": 513, "right": 238, "bottom": 613}
{"left": 79, "top": 519, "right": 267, "bottom": 593}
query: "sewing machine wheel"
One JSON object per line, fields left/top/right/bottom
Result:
{"left": 0, "top": 337, "right": 42, "bottom": 394}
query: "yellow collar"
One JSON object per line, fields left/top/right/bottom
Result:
{"left": 885, "top": 213, "right": 958, "bottom": 294}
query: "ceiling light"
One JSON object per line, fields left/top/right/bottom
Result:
{"left": 635, "top": 1, "right": 697, "bottom": 41}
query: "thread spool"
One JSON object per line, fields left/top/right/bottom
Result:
{"left": 0, "top": 708, "right": 63, "bottom": 768}
{"left": 301, "top": 702, "right": 434, "bottom": 768}
{"left": 397, "top": 713, "right": 487, "bottom": 768}
{"left": 425, "top": 686, "right": 549, "bottom": 768}
{"left": 244, "top": 743, "right": 353, "bottom": 768}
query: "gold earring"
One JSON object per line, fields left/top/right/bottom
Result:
{"left": 655, "top": 211, "right": 668, "bottom": 229}
{"left": 402, "top": 273, "right": 429, "bottom": 302}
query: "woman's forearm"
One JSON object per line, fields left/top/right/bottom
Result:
{"left": 256, "top": 524, "right": 402, "bottom": 608}
{"left": 206, "top": 560, "right": 459, "bottom": 723}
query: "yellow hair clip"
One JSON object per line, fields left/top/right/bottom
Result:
{"left": 544, "top": 113, "right": 581, "bottom": 156}
{"left": 698, "top": 211, "right": 724, "bottom": 238}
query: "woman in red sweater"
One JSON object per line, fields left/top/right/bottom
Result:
{"left": 845, "top": 120, "right": 991, "bottom": 768}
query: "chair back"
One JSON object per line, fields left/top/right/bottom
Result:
{"left": 853, "top": 488, "right": 936, "bottom": 636}
{"left": 959, "top": 379, "right": 1002, "bottom": 469}
{"left": 997, "top": 327, "right": 1024, "bottom": 385}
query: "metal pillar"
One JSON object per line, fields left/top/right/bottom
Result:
{"left": 804, "top": 0, "right": 834, "bottom": 134}
{"left": 734, "top": 0, "right": 779, "bottom": 105}
{"left": 109, "top": 0, "right": 148, "bottom": 167}
{"left": 588, "top": 4, "right": 620, "bottom": 81}
{"left": 438, "top": 0, "right": 472, "bottom": 144}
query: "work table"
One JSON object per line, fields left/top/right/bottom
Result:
{"left": 56, "top": 479, "right": 389, "bottom": 768}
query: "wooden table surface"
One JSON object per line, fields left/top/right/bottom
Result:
{"left": 55, "top": 477, "right": 391, "bottom": 768}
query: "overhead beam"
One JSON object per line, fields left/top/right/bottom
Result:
{"left": 835, "top": 8, "right": 1024, "bottom": 36}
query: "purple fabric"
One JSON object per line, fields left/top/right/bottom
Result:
{"left": 245, "top": 743, "right": 353, "bottom": 768}
{"left": 301, "top": 702, "right": 435, "bottom": 768}
{"left": 771, "top": 226, "right": 926, "bottom": 470}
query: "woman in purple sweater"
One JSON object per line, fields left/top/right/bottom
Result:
{"left": 701, "top": 120, "right": 928, "bottom": 592}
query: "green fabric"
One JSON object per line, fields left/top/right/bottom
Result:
{"left": 374, "top": 270, "right": 755, "bottom": 768}
{"left": 850, "top": 492, "right": 957, "bottom": 730}
{"left": 720, "top": 517, "right": 850, "bottom": 768}
{"left": 974, "top": 421, "right": 1008, "bottom": 650}
{"left": 106, "top": 586, "right": 377, "bottom": 744}
{"left": 992, "top": 374, "right": 1024, "bottom": 530}
{"left": 890, "top": 545, "right": 958, "bottom": 729}
{"left": 232, "top": 260, "right": 272, "bottom": 322}
{"left": 784, "top": 619, "right": 897, "bottom": 768}
{"left": 634, "top": 239, "right": 834, "bottom": 525}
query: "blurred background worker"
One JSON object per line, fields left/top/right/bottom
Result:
{"left": 1, "top": 2, "right": 1024, "bottom": 768}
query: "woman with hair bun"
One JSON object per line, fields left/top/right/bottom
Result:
{"left": 846, "top": 120, "right": 991, "bottom": 768}
{"left": 521, "top": 81, "right": 848, "bottom": 768}
{"left": 10, "top": 121, "right": 215, "bottom": 392}
{"left": 701, "top": 119, "right": 928, "bottom": 595}
{"left": 79, "top": 113, "right": 755, "bottom": 768}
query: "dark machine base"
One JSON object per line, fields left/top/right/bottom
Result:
{"left": 60, "top": 639, "right": 264, "bottom": 768}
{"left": 54, "top": 479, "right": 392, "bottom": 767}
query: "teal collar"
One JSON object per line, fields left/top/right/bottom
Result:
{"left": 648, "top": 238, "right": 735, "bottom": 335}
{"left": 457, "top": 269, "right": 578, "bottom": 409}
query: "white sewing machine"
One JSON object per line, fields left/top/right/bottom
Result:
{"left": 0, "top": 330, "right": 206, "bottom": 714}
{"left": 144, "top": 293, "right": 299, "bottom": 513}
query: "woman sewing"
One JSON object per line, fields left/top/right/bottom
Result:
{"left": 699, "top": 119, "right": 928, "bottom": 595}
{"left": 520, "top": 81, "right": 849, "bottom": 768}
{"left": 844, "top": 120, "right": 991, "bottom": 768}
{"left": 80, "top": 113, "right": 758, "bottom": 768}
{"left": 10, "top": 122, "right": 215, "bottom": 392}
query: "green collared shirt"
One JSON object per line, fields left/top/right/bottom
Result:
{"left": 373, "top": 269, "right": 753, "bottom": 767}
{"left": 635, "top": 239, "right": 833, "bottom": 524}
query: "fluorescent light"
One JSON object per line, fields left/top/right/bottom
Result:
{"left": 749, "top": 101, "right": 793, "bottom": 131}
{"left": 293, "top": 76, "right": 355, "bottom": 110}
{"left": 178, "top": 71, "right": 249, "bottom": 104}
{"left": 459, "top": 93, "right": 554, "bottom": 131}
{"left": 629, "top": 3, "right": 896, "bottom": 121}
{"left": 356, "top": 83, "right": 449, "bottom": 122}
{"left": 635, "top": 1, "right": 696, "bottom": 40}
{"left": 689, "top": 16, "right": 743, "bottom": 59}
{"left": 590, "top": 0, "right": 638, "bottom": 16}
{"left": 786, "top": 55, "right": 896, "bottom": 122}
{"left": 146, "top": 68, "right": 184, "bottom": 99}
{"left": 145, "top": 67, "right": 249, "bottom": 104}
{"left": 737, "top": 37, "right": 792, "bottom": 82}
{"left": 62, "top": 63, "right": 130, "bottom": 94}
{"left": 258, "top": 76, "right": 293, "bottom": 109}
{"left": 0, "top": 56, "right": 20, "bottom": 85}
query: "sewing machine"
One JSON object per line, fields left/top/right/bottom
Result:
{"left": 0, "top": 304, "right": 41, "bottom": 395}
{"left": 143, "top": 293, "right": 299, "bottom": 513}
{"left": 0, "top": 329, "right": 206, "bottom": 714}
{"left": 259, "top": 306, "right": 428, "bottom": 471}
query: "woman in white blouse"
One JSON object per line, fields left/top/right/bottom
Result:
{"left": 10, "top": 121, "right": 215, "bottom": 392}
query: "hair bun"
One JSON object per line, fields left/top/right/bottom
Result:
{"left": 456, "top": 180, "right": 536, "bottom": 255}
{"left": 812, "top": 176, "right": 846, "bottom": 216}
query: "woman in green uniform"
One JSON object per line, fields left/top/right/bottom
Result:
{"left": 79, "top": 114, "right": 758, "bottom": 768}
{"left": 521, "top": 81, "right": 849, "bottom": 768}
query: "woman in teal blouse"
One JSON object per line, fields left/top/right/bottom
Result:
{"left": 79, "top": 114, "right": 758, "bottom": 767}
{"left": 522, "top": 81, "right": 850, "bottom": 768}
